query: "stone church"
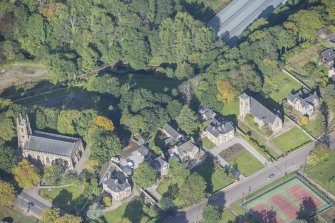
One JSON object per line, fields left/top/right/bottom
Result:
{"left": 17, "top": 114, "right": 84, "bottom": 170}
{"left": 239, "top": 93, "right": 283, "bottom": 132}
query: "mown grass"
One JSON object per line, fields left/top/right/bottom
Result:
{"left": 0, "top": 206, "right": 36, "bottom": 223}
{"left": 203, "top": 137, "right": 216, "bottom": 149}
{"left": 263, "top": 73, "right": 301, "bottom": 103}
{"left": 272, "top": 127, "right": 311, "bottom": 153}
{"left": 220, "top": 148, "right": 264, "bottom": 177}
{"left": 305, "top": 150, "right": 335, "bottom": 196}
{"left": 104, "top": 204, "right": 127, "bottom": 223}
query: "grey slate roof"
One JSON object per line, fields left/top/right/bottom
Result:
{"left": 207, "top": 0, "right": 284, "bottom": 45}
{"left": 198, "top": 104, "right": 216, "bottom": 120}
{"left": 24, "top": 131, "right": 80, "bottom": 157}
{"left": 177, "top": 140, "right": 199, "bottom": 155}
{"left": 320, "top": 48, "right": 335, "bottom": 60}
{"left": 206, "top": 119, "right": 234, "bottom": 138}
{"left": 137, "top": 145, "right": 150, "bottom": 157}
{"left": 105, "top": 171, "right": 131, "bottom": 193}
{"left": 288, "top": 88, "right": 319, "bottom": 109}
{"left": 241, "top": 93, "right": 281, "bottom": 125}
{"left": 151, "top": 157, "right": 168, "bottom": 171}
{"left": 162, "top": 124, "right": 182, "bottom": 141}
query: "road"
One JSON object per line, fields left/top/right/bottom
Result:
{"left": 207, "top": 0, "right": 285, "bottom": 45}
{"left": 14, "top": 189, "right": 51, "bottom": 219}
{"left": 161, "top": 140, "right": 317, "bottom": 223}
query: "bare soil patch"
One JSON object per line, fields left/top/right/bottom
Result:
{"left": 219, "top": 143, "right": 245, "bottom": 162}
{"left": 0, "top": 64, "right": 47, "bottom": 93}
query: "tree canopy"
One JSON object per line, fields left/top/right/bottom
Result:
{"left": 133, "top": 163, "right": 158, "bottom": 188}
{"left": 13, "top": 159, "right": 41, "bottom": 189}
{"left": 0, "top": 180, "right": 16, "bottom": 206}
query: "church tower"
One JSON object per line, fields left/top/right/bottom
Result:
{"left": 16, "top": 114, "right": 32, "bottom": 149}
{"left": 239, "top": 93, "right": 251, "bottom": 118}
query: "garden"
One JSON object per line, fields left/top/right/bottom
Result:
{"left": 271, "top": 127, "right": 311, "bottom": 153}
{"left": 219, "top": 144, "right": 264, "bottom": 176}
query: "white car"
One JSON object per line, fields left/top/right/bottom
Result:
{"left": 111, "top": 157, "right": 120, "bottom": 163}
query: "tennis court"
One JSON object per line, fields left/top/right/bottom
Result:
{"left": 244, "top": 176, "right": 331, "bottom": 222}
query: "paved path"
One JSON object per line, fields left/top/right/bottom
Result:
{"left": 211, "top": 137, "right": 268, "bottom": 164}
{"left": 160, "top": 139, "right": 318, "bottom": 223}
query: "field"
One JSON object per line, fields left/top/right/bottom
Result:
{"left": 263, "top": 72, "right": 301, "bottom": 103}
{"left": 39, "top": 185, "right": 86, "bottom": 213}
{"left": 0, "top": 64, "right": 47, "bottom": 94}
{"left": 220, "top": 144, "right": 264, "bottom": 176}
{"left": 272, "top": 127, "right": 311, "bottom": 153}
{"left": 305, "top": 150, "right": 335, "bottom": 196}
{"left": 245, "top": 177, "right": 331, "bottom": 223}
{"left": 0, "top": 206, "right": 36, "bottom": 223}
{"left": 221, "top": 100, "right": 239, "bottom": 116}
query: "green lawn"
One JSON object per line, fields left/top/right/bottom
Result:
{"left": 305, "top": 150, "right": 335, "bottom": 196}
{"left": 39, "top": 185, "right": 86, "bottom": 212}
{"left": 221, "top": 100, "right": 239, "bottom": 116}
{"left": 203, "top": 137, "right": 216, "bottom": 149}
{"left": 272, "top": 127, "right": 311, "bottom": 153}
{"left": 263, "top": 73, "right": 301, "bottom": 103}
{"left": 0, "top": 206, "right": 36, "bottom": 223}
{"left": 104, "top": 204, "right": 127, "bottom": 223}
{"left": 220, "top": 208, "right": 236, "bottom": 223}
{"left": 220, "top": 147, "right": 264, "bottom": 177}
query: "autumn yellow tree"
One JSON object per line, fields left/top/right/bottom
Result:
{"left": 216, "top": 80, "right": 236, "bottom": 104}
{"left": 94, "top": 116, "right": 114, "bottom": 131}
{"left": 299, "top": 116, "right": 309, "bottom": 126}
{"left": 40, "top": 208, "right": 61, "bottom": 223}
{"left": 307, "top": 144, "right": 330, "bottom": 165}
{"left": 85, "top": 159, "right": 99, "bottom": 174}
{"left": 13, "top": 159, "right": 41, "bottom": 189}
{"left": 55, "top": 214, "right": 82, "bottom": 223}
{"left": 0, "top": 180, "right": 16, "bottom": 206}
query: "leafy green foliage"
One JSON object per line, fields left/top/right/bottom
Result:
{"left": 307, "top": 143, "right": 330, "bottom": 165}
{"left": 13, "top": 159, "right": 41, "bottom": 189}
{"left": 0, "top": 145, "right": 16, "bottom": 174}
{"left": 203, "top": 204, "right": 222, "bottom": 223}
{"left": 43, "top": 165, "right": 64, "bottom": 186}
{"left": 133, "top": 163, "right": 158, "bottom": 188}
{"left": 175, "top": 105, "right": 199, "bottom": 135}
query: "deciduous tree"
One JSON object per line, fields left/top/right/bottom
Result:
{"left": 175, "top": 105, "right": 199, "bottom": 135}
{"left": 0, "top": 145, "right": 16, "bottom": 174}
{"left": 0, "top": 180, "right": 16, "bottom": 206}
{"left": 203, "top": 204, "right": 222, "bottom": 223}
{"left": 13, "top": 159, "right": 41, "bottom": 189}
{"left": 216, "top": 79, "right": 237, "bottom": 104}
{"left": 133, "top": 163, "right": 157, "bottom": 188}
{"left": 43, "top": 165, "right": 64, "bottom": 185}
{"left": 40, "top": 208, "right": 61, "bottom": 223}
{"left": 307, "top": 143, "right": 330, "bottom": 165}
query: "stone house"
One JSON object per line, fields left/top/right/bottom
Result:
{"left": 17, "top": 114, "right": 84, "bottom": 171}
{"left": 198, "top": 104, "right": 216, "bottom": 121}
{"left": 239, "top": 93, "right": 283, "bottom": 132}
{"left": 127, "top": 145, "right": 169, "bottom": 176}
{"left": 169, "top": 139, "right": 200, "bottom": 163}
{"left": 320, "top": 48, "right": 335, "bottom": 69}
{"left": 161, "top": 124, "right": 183, "bottom": 142}
{"left": 102, "top": 169, "right": 132, "bottom": 201}
{"left": 204, "top": 118, "right": 235, "bottom": 145}
{"left": 287, "top": 88, "right": 320, "bottom": 117}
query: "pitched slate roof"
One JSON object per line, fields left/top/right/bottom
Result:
{"left": 24, "top": 131, "right": 80, "bottom": 157}
{"left": 177, "top": 140, "right": 199, "bottom": 155}
{"left": 162, "top": 124, "right": 182, "bottom": 141}
{"left": 105, "top": 171, "right": 131, "bottom": 193}
{"left": 241, "top": 93, "right": 281, "bottom": 125}
{"left": 206, "top": 119, "right": 234, "bottom": 138}
{"left": 137, "top": 145, "right": 150, "bottom": 157}
{"left": 151, "top": 157, "right": 168, "bottom": 171}
{"left": 320, "top": 48, "right": 335, "bottom": 61}
{"left": 198, "top": 104, "right": 216, "bottom": 120}
{"left": 288, "top": 88, "right": 319, "bottom": 109}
